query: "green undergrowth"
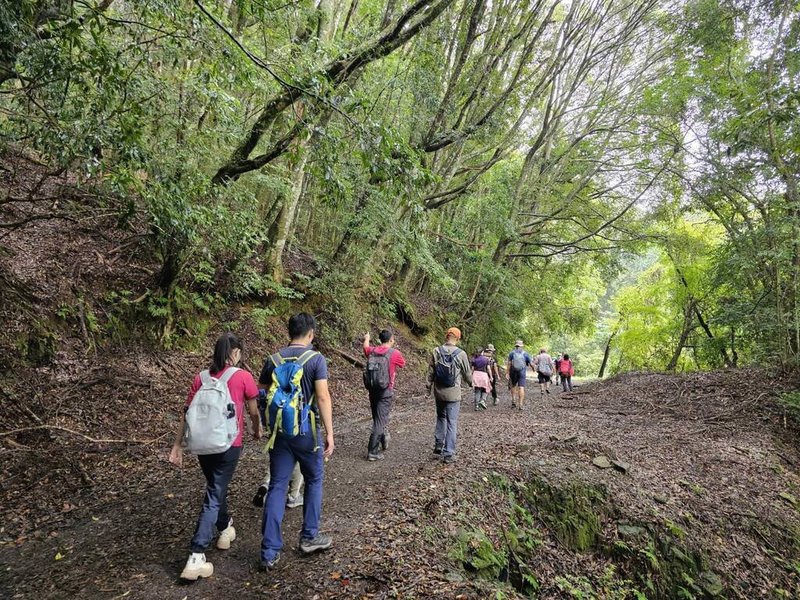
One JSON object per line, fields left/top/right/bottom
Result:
{"left": 451, "top": 472, "right": 726, "bottom": 599}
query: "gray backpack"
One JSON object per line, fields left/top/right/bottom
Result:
{"left": 537, "top": 356, "right": 553, "bottom": 376}
{"left": 184, "top": 368, "right": 239, "bottom": 455}
{"left": 510, "top": 350, "right": 527, "bottom": 372}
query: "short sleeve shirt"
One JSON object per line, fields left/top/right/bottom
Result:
{"left": 186, "top": 366, "right": 259, "bottom": 447}
{"left": 363, "top": 346, "right": 406, "bottom": 389}
{"left": 258, "top": 345, "right": 328, "bottom": 411}
{"left": 508, "top": 350, "right": 532, "bottom": 367}
{"left": 472, "top": 355, "right": 490, "bottom": 372}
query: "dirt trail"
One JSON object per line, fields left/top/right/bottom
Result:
{"left": 3, "top": 369, "right": 800, "bottom": 599}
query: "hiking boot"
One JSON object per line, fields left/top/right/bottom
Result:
{"left": 546, "top": 388, "right": 550, "bottom": 394}
{"left": 433, "top": 445, "right": 443, "bottom": 455}
{"left": 381, "top": 430, "right": 390, "bottom": 451}
{"left": 367, "top": 453, "right": 384, "bottom": 461}
{"left": 180, "top": 553, "right": 213, "bottom": 581}
{"left": 442, "top": 455, "right": 455, "bottom": 465}
{"left": 286, "top": 493, "right": 303, "bottom": 509}
{"left": 252, "top": 484, "right": 268, "bottom": 508}
{"left": 261, "top": 553, "right": 280, "bottom": 571}
{"left": 300, "top": 533, "right": 333, "bottom": 554}
{"left": 216, "top": 520, "right": 236, "bottom": 550}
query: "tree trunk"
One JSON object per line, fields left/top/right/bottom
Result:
{"left": 598, "top": 330, "right": 617, "bottom": 379}
{"left": 667, "top": 301, "right": 695, "bottom": 372}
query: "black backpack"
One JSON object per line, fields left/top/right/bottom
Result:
{"left": 434, "top": 346, "right": 462, "bottom": 388}
{"left": 363, "top": 348, "right": 394, "bottom": 391}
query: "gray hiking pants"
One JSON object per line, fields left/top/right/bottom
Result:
{"left": 561, "top": 375, "right": 573, "bottom": 392}
{"left": 434, "top": 399, "right": 460, "bottom": 457}
{"left": 368, "top": 389, "right": 393, "bottom": 456}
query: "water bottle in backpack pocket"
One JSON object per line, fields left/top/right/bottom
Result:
{"left": 184, "top": 367, "right": 240, "bottom": 455}
{"left": 265, "top": 350, "right": 320, "bottom": 451}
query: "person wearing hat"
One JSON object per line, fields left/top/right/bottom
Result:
{"left": 484, "top": 344, "right": 502, "bottom": 406}
{"left": 506, "top": 340, "right": 533, "bottom": 410}
{"left": 427, "top": 327, "right": 472, "bottom": 464}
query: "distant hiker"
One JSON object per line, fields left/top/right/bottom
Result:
{"left": 363, "top": 329, "right": 406, "bottom": 461}
{"left": 427, "top": 327, "right": 472, "bottom": 464}
{"left": 252, "top": 388, "right": 304, "bottom": 508}
{"left": 471, "top": 347, "right": 493, "bottom": 411}
{"left": 534, "top": 347, "right": 556, "bottom": 396}
{"left": 506, "top": 340, "right": 533, "bottom": 410}
{"left": 169, "top": 332, "right": 262, "bottom": 582}
{"left": 554, "top": 353, "right": 563, "bottom": 386}
{"left": 485, "top": 344, "right": 502, "bottom": 406}
{"left": 559, "top": 353, "right": 575, "bottom": 392}
{"left": 258, "top": 313, "right": 335, "bottom": 570}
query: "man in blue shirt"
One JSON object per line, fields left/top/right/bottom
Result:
{"left": 506, "top": 340, "right": 533, "bottom": 410}
{"left": 257, "top": 313, "right": 335, "bottom": 570}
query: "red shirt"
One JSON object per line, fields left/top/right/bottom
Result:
{"left": 363, "top": 345, "right": 406, "bottom": 389}
{"left": 186, "top": 366, "right": 259, "bottom": 447}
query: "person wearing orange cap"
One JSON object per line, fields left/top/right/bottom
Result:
{"left": 427, "top": 327, "right": 472, "bottom": 464}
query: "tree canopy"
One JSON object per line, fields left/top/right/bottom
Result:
{"left": 2, "top": 0, "right": 798, "bottom": 374}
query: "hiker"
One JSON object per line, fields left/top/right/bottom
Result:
{"left": 169, "top": 332, "right": 262, "bottom": 582}
{"left": 471, "top": 347, "right": 493, "bottom": 411}
{"left": 506, "top": 340, "right": 533, "bottom": 410}
{"left": 554, "top": 353, "right": 563, "bottom": 386}
{"left": 258, "top": 313, "right": 335, "bottom": 570}
{"left": 363, "top": 329, "right": 407, "bottom": 461}
{"left": 485, "top": 344, "right": 502, "bottom": 406}
{"left": 534, "top": 347, "right": 556, "bottom": 396}
{"left": 559, "top": 353, "right": 575, "bottom": 392}
{"left": 427, "top": 327, "right": 472, "bottom": 464}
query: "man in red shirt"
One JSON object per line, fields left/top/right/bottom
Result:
{"left": 363, "top": 329, "right": 406, "bottom": 461}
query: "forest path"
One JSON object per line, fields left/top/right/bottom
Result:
{"left": 3, "top": 371, "right": 800, "bottom": 599}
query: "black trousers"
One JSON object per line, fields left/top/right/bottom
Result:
{"left": 368, "top": 389, "right": 394, "bottom": 455}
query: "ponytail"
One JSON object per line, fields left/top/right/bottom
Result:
{"left": 210, "top": 332, "right": 243, "bottom": 374}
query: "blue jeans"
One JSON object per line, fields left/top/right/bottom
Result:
{"left": 434, "top": 400, "right": 460, "bottom": 457}
{"left": 190, "top": 445, "right": 241, "bottom": 552}
{"left": 261, "top": 431, "right": 324, "bottom": 561}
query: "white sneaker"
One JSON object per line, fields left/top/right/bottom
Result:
{"left": 216, "top": 520, "right": 236, "bottom": 550}
{"left": 286, "top": 494, "right": 304, "bottom": 509}
{"left": 180, "top": 552, "right": 213, "bottom": 581}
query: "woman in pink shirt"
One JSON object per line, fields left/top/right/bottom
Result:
{"left": 168, "top": 333, "right": 261, "bottom": 581}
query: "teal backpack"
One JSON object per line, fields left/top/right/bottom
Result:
{"left": 264, "top": 350, "right": 320, "bottom": 451}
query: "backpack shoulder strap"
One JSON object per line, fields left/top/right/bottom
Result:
{"left": 270, "top": 353, "right": 284, "bottom": 368}
{"left": 296, "top": 350, "right": 319, "bottom": 367}
{"left": 219, "top": 366, "right": 239, "bottom": 384}
{"left": 199, "top": 370, "right": 213, "bottom": 386}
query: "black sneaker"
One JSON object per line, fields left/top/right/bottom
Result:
{"left": 252, "top": 484, "right": 268, "bottom": 508}
{"left": 433, "top": 446, "right": 443, "bottom": 455}
{"left": 300, "top": 533, "right": 332, "bottom": 554}
{"left": 261, "top": 553, "right": 280, "bottom": 571}
{"left": 381, "top": 430, "right": 390, "bottom": 451}
{"left": 367, "top": 453, "right": 384, "bottom": 461}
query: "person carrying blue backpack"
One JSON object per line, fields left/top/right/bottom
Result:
{"left": 257, "top": 313, "right": 335, "bottom": 570}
